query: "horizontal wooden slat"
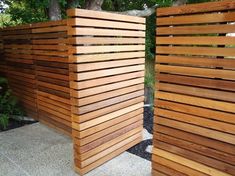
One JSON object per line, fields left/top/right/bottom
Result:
{"left": 78, "top": 90, "right": 144, "bottom": 114}
{"left": 71, "top": 58, "right": 144, "bottom": 72}
{"left": 75, "top": 122, "right": 142, "bottom": 154}
{"left": 157, "top": 82, "right": 235, "bottom": 103}
{"left": 156, "top": 100, "right": 235, "bottom": 125}
{"left": 34, "top": 55, "right": 68, "bottom": 63}
{"left": 155, "top": 108, "right": 235, "bottom": 135}
{"left": 32, "top": 25, "right": 67, "bottom": 33}
{"left": 156, "top": 65, "right": 235, "bottom": 81}
{"left": 79, "top": 132, "right": 142, "bottom": 167}
{"left": 156, "top": 0, "right": 235, "bottom": 16}
{"left": 155, "top": 116, "right": 235, "bottom": 145}
{"left": 157, "top": 46, "right": 235, "bottom": 57}
{"left": 77, "top": 115, "right": 142, "bottom": 146}
{"left": 71, "top": 71, "right": 144, "bottom": 90}
{"left": 153, "top": 148, "right": 232, "bottom": 176}
{"left": 152, "top": 161, "right": 189, "bottom": 176}
{"left": 37, "top": 81, "right": 70, "bottom": 93}
{"left": 73, "top": 103, "right": 142, "bottom": 130}
{"left": 153, "top": 154, "right": 228, "bottom": 176}
{"left": 76, "top": 84, "right": 144, "bottom": 106}
{"left": 72, "top": 78, "right": 144, "bottom": 98}
{"left": 37, "top": 71, "right": 69, "bottom": 80}
{"left": 73, "top": 97, "right": 144, "bottom": 122}
{"left": 157, "top": 11, "right": 235, "bottom": 26}
{"left": 68, "top": 27, "right": 145, "bottom": 37}
{"left": 156, "top": 36, "right": 235, "bottom": 45}
{"left": 156, "top": 55, "right": 235, "bottom": 69}
{"left": 37, "top": 91, "right": 70, "bottom": 105}
{"left": 74, "top": 109, "right": 143, "bottom": 138}
{"left": 154, "top": 133, "right": 235, "bottom": 165}
{"left": 157, "top": 24, "right": 235, "bottom": 35}
{"left": 32, "top": 45, "right": 68, "bottom": 50}
{"left": 32, "top": 38, "right": 68, "bottom": 44}
{"left": 154, "top": 125, "right": 235, "bottom": 155}
{"left": 69, "top": 37, "right": 145, "bottom": 45}
{"left": 70, "top": 45, "right": 145, "bottom": 54}
{"left": 68, "top": 18, "right": 145, "bottom": 30}
{"left": 154, "top": 141, "right": 235, "bottom": 175}
{"left": 33, "top": 50, "right": 68, "bottom": 57}
{"left": 71, "top": 65, "right": 144, "bottom": 81}
{"left": 75, "top": 136, "right": 141, "bottom": 175}
{"left": 156, "top": 92, "right": 235, "bottom": 113}
{"left": 32, "top": 20, "right": 67, "bottom": 28}
{"left": 67, "top": 9, "right": 145, "bottom": 24}
{"left": 69, "top": 52, "right": 145, "bottom": 63}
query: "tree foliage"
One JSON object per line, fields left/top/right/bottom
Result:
{"left": 0, "top": 77, "right": 24, "bottom": 130}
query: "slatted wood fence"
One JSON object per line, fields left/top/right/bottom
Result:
{"left": 67, "top": 9, "right": 145, "bottom": 175}
{"left": 2, "top": 25, "right": 38, "bottom": 119}
{"left": 32, "top": 20, "right": 72, "bottom": 136}
{"left": 0, "top": 9, "right": 146, "bottom": 174}
{"left": 153, "top": 0, "right": 235, "bottom": 176}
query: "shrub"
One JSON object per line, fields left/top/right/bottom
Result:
{"left": 0, "top": 77, "right": 24, "bottom": 130}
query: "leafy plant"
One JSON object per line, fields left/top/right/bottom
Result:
{"left": 0, "top": 77, "right": 24, "bottom": 130}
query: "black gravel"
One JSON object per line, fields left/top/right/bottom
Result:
{"left": 127, "top": 107, "right": 153, "bottom": 161}
{"left": 143, "top": 107, "right": 153, "bottom": 134}
{"left": 0, "top": 118, "right": 37, "bottom": 132}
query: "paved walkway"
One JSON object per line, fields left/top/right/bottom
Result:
{"left": 0, "top": 123, "right": 151, "bottom": 176}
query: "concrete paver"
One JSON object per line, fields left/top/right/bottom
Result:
{"left": 0, "top": 123, "right": 151, "bottom": 176}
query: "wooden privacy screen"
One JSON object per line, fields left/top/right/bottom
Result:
{"left": 67, "top": 9, "right": 146, "bottom": 175}
{"left": 32, "top": 20, "right": 72, "bottom": 136}
{"left": 1, "top": 21, "right": 72, "bottom": 134}
{"left": 153, "top": 0, "right": 235, "bottom": 176}
{"left": 0, "top": 9, "right": 146, "bottom": 174}
{"left": 2, "top": 25, "right": 38, "bottom": 119}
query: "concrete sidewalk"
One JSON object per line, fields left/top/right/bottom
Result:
{"left": 0, "top": 123, "right": 151, "bottom": 176}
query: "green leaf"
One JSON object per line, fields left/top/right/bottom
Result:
{"left": 0, "top": 114, "right": 9, "bottom": 130}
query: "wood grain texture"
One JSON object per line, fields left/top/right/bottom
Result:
{"left": 2, "top": 26, "right": 38, "bottom": 120}
{"left": 67, "top": 8, "right": 145, "bottom": 175}
{"left": 153, "top": 1, "right": 235, "bottom": 176}
{"left": 32, "top": 20, "right": 71, "bottom": 133}
{"left": 2, "top": 9, "right": 145, "bottom": 175}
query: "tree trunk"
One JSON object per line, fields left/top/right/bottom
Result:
{"left": 84, "top": 0, "right": 157, "bottom": 17}
{"left": 173, "top": 0, "right": 187, "bottom": 6}
{"left": 118, "top": 5, "right": 158, "bottom": 17}
{"left": 48, "top": 0, "right": 62, "bottom": 21}
{"left": 67, "top": 0, "right": 80, "bottom": 9}
{"left": 85, "top": 0, "right": 104, "bottom": 10}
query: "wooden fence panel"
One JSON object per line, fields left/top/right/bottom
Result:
{"left": 32, "top": 20, "right": 72, "bottom": 136}
{"left": 2, "top": 25, "right": 38, "bottom": 119}
{"left": 67, "top": 9, "right": 146, "bottom": 175}
{"left": 153, "top": 1, "right": 235, "bottom": 176}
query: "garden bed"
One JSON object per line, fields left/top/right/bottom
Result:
{"left": 0, "top": 118, "right": 37, "bottom": 132}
